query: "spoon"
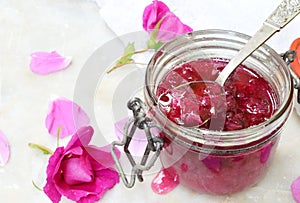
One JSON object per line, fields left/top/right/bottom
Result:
{"left": 215, "top": 0, "right": 300, "bottom": 86}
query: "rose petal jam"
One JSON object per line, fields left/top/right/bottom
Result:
{"left": 155, "top": 58, "right": 279, "bottom": 194}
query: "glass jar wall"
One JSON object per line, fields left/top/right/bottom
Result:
{"left": 144, "top": 30, "right": 294, "bottom": 194}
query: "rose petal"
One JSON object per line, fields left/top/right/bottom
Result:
{"left": 45, "top": 98, "right": 90, "bottom": 138}
{"left": 56, "top": 169, "right": 119, "bottom": 202}
{"left": 0, "top": 130, "right": 10, "bottom": 166}
{"left": 77, "top": 195, "right": 100, "bottom": 203}
{"left": 156, "top": 12, "right": 193, "bottom": 41}
{"left": 292, "top": 176, "right": 300, "bottom": 203}
{"left": 30, "top": 51, "right": 72, "bottom": 75}
{"left": 65, "top": 126, "right": 94, "bottom": 151}
{"left": 142, "top": 0, "right": 193, "bottom": 42}
{"left": 86, "top": 145, "right": 120, "bottom": 170}
{"left": 142, "top": 0, "right": 170, "bottom": 31}
{"left": 60, "top": 156, "right": 93, "bottom": 185}
{"left": 56, "top": 181, "right": 94, "bottom": 202}
{"left": 44, "top": 147, "right": 64, "bottom": 203}
{"left": 66, "top": 146, "right": 84, "bottom": 156}
{"left": 96, "top": 168, "right": 120, "bottom": 191}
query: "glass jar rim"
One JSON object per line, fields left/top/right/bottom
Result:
{"left": 144, "top": 29, "right": 294, "bottom": 149}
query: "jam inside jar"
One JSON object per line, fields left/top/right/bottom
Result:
{"left": 144, "top": 30, "right": 294, "bottom": 194}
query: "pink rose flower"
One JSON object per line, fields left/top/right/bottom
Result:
{"left": 43, "top": 126, "right": 120, "bottom": 203}
{"left": 143, "top": 0, "right": 193, "bottom": 41}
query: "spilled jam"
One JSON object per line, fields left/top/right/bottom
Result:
{"left": 151, "top": 167, "right": 179, "bottom": 194}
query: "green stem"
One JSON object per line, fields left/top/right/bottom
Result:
{"left": 32, "top": 180, "right": 43, "bottom": 191}
{"left": 107, "top": 48, "right": 150, "bottom": 74}
{"left": 28, "top": 143, "right": 53, "bottom": 155}
{"left": 133, "top": 48, "right": 149, "bottom": 54}
{"left": 56, "top": 126, "right": 62, "bottom": 148}
{"left": 107, "top": 61, "right": 148, "bottom": 74}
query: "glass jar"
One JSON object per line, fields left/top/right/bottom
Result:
{"left": 144, "top": 29, "right": 294, "bottom": 194}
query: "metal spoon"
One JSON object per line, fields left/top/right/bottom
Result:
{"left": 215, "top": 0, "right": 300, "bottom": 86}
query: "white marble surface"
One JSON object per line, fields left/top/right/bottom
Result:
{"left": 1, "top": 0, "right": 300, "bottom": 202}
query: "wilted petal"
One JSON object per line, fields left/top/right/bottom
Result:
{"left": 292, "top": 176, "right": 300, "bottom": 203}
{"left": 0, "top": 130, "right": 10, "bottom": 166}
{"left": 30, "top": 51, "right": 71, "bottom": 75}
{"left": 45, "top": 98, "right": 90, "bottom": 138}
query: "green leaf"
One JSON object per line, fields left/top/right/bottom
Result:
{"left": 107, "top": 43, "right": 137, "bottom": 73}
{"left": 147, "top": 38, "right": 163, "bottom": 50}
{"left": 115, "top": 42, "right": 136, "bottom": 66}
{"left": 28, "top": 143, "right": 53, "bottom": 155}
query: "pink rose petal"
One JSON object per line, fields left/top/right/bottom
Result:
{"left": 95, "top": 168, "right": 120, "bottom": 192}
{"left": 30, "top": 51, "right": 72, "bottom": 75}
{"left": 57, "top": 169, "right": 119, "bottom": 203}
{"left": 86, "top": 145, "right": 120, "bottom": 170}
{"left": 44, "top": 147, "right": 64, "bottom": 203}
{"left": 60, "top": 157, "right": 93, "bottom": 185}
{"left": 65, "top": 126, "right": 93, "bottom": 150}
{"left": 67, "top": 146, "right": 84, "bottom": 156}
{"left": 292, "top": 176, "right": 300, "bottom": 203}
{"left": 156, "top": 12, "right": 193, "bottom": 41}
{"left": 143, "top": 0, "right": 170, "bottom": 31}
{"left": 142, "top": 0, "right": 193, "bottom": 42}
{"left": 0, "top": 130, "right": 10, "bottom": 166}
{"left": 45, "top": 98, "right": 90, "bottom": 138}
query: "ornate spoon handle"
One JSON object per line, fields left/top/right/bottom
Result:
{"left": 266, "top": 0, "right": 300, "bottom": 28}
{"left": 215, "top": 0, "right": 300, "bottom": 86}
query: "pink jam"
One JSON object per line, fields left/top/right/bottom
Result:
{"left": 156, "top": 59, "right": 277, "bottom": 130}
{"left": 151, "top": 167, "right": 179, "bottom": 194}
{"left": 154, "top": 59, "right": 279, "bottom": 194}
